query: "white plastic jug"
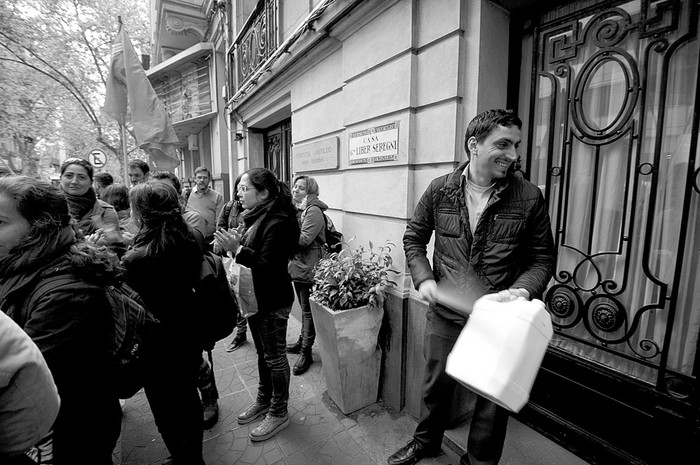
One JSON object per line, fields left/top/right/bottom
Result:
{"left": 445, "top": 294, "right": 553, "bottom": 413}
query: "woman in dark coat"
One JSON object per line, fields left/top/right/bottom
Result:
{"left": 286, "top": 175, "right": 327, "bottom": 375}
{"left": 213, "top": 168, "right": 299, "bottom": 442}
{"left": 0, "top": 176, "right": 122, "bottom": 465}
{"left": 122, "top": 182, "right": 205, "bottom": 465}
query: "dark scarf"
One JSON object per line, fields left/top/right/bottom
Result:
{"left": 242, "top": 199, "right": 275, "bottom": 247}
{"left": 65, "top": 187, "right": 97, "bottom": 224}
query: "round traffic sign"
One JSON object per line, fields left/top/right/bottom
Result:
{"left": 89, "top": 149, "right": 106, "bottom": 168}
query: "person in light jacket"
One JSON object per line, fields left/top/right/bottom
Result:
{"left": 0, "top": 310, "right": 60, "bottom": 465}
{"left": 286, "top": 175, "right": 327, "bottom": 375}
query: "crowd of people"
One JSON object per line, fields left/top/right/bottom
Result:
{"left": 0, "top": 109, "right": 556, "bottom": 465}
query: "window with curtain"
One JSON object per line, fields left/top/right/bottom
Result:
{"left": 523, "top": 0, "right": 699, "bottom": 399}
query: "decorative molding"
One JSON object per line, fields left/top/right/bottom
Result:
{"left": 165, "top": 13, "right": 206, "bottom": 39}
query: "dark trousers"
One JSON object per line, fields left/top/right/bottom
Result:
{"left": 414, "top": 310, "right": 510, "bottom": 465}
{"left": 248, "top": 305, "right": 291, "bottom": 417}
{"left": 198, "top": 351, "right": 219, "bottom": 402}
{"left": 293, "top": 282, "right": 315, "bottom": 350}
{"left": 52, "top": 391, "right": 121, "bottom": 465}
{"left": 144, "top": 336, "right": 204, "bottom": 465}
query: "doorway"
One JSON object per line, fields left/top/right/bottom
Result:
{"left": 514, "top": 1, "right": 700, "bottom": 463}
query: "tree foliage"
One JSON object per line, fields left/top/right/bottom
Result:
{"left": 0, "top": 0, "right": 150, "bottom": 180}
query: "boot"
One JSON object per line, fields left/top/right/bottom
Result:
{"left": 226, "top": 331, "right": 247, "bottom": 352}
{"left": 199, "top": 357, "right": 219, "bottom": 429}
{"left": 292, "top": 349, "right": 313, "bottom": 375}
{"left": 286, "top": 335, "right": 302, "bottom": 354}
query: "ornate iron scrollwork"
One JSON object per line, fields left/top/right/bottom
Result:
{"left": 235, "top": 0, "right": 278, "bottom": 88}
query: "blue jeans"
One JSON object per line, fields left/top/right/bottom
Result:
{"left": 293, "top": 282, "right": 315, "bottom": 350}
{"left": 414, "top": 310, "right": 509, "bottom": 465}
{"left": 248, "top": 305, "right": 291, "bottom": 417}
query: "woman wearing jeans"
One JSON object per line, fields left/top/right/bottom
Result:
{"left": 213, "top": 168, "right": 299, "bottom": 442}
{"left": 286, "top": 175, "right": 327, "bottom": 375}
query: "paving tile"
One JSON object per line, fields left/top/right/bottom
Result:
{"left": 117, "top": 312, "right": 584, "bottom": 465}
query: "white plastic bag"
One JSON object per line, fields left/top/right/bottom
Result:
{"left": 223, "top": 256, "right": 258, "bottom": 318}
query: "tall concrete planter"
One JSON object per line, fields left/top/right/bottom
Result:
{"left": 310, "top": 297, "right": 384, "bottom": 415}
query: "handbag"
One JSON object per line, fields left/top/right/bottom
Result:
{"left": 224, "top": 256, "right": 258, "bottom": 318}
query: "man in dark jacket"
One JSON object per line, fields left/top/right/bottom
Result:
{"left": 388, "top": 109, "right": 556, "bottom": 465}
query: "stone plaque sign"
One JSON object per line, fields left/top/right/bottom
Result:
{"left": 293, "top": 137, "right": 339, "bottom": 172}
{"left": 348, "top": 121, "right": 399, "bottom": 165}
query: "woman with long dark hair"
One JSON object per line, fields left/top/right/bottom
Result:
{"left": 0, "top": 176, "right": 122, "bottom": 465}
{"left": 122, "top": 182, "right": 205, "bottom": 465}
{"left": 213, "top": 168, "right": 299, "bottom": 442}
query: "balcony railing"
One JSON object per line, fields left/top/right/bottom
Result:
{"left": 231, "top": 0, "right": 279, "bottom": 91}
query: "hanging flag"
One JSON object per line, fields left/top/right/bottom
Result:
{"left": 102, "top": 24, "right": 180, "bottom": 170}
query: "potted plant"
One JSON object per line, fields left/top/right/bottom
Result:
{"left": 310, "top": 240, "right": 396, "bottom": 414}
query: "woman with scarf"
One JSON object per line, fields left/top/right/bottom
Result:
{"left": 0, "top": 176, "right": 122, "bottom": 465}
{"left": 286, "top": 175, "right": 327, "bottom": 375}
{"left": 213, "top": 168, "right": 299, "bottom": 442}
{"left": 59, "top": 157, "right": 124, "bottom": 254}
{"left": 122, "top": 182, "right": 205, "bottom": 465}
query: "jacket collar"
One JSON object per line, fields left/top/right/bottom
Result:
{"left": 444, "top": 161, "right": 512, "bottom": 199}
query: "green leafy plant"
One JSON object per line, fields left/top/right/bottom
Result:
{"left": 312, "top": 240, "right": 397, "bottom": 311}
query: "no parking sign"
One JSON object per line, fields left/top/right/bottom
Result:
{"left": 89, "top": 149, "right": 106, "bottom": 168}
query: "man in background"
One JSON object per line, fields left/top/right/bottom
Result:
{"left": 186, "top": 166, "right": 224, "bottom": 248}
{"left": 128, "top": 159, "right": 150, "bottom": 187}
{"left": 93, "top": 172, "right": 114, "bottom": 199}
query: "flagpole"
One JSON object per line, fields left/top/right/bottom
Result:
{"left": 121, "top": 124, "right": 129, "bottom": 182}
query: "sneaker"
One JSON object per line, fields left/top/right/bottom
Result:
{"left": 226, "top": 333, "right": 247, "bottom": 352}
{"left": 237, "top": 401, "right": 270, "bottom": 425}
{"left": 249, "top": 413, "right": 290, "bottom": 442}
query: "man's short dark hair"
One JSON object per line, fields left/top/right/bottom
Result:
{"left": 129, "top": 159, "right": 150, "bottom": 175}
{"left": 94, "top": 172, "right": 114, "bottom": 188}
{"left": 100, "top": 184, "right": 130, "bottom": 211}
{"left": 193, "top": 166, "right": 211, "bottom": 178}
{"left": 464, "top": 109, "right": 522, "bottom": 155}
{"left": 151, "top": 170, "right": 182, "bottom": 195}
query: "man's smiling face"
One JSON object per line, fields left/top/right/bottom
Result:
{"left": 469, "top": 124, "right": 521, "bottom": 184}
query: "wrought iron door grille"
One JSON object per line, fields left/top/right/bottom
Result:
{"left": 527, "top": 0, "right": 699, "bottom": 401}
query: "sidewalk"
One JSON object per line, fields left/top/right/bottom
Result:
{"left": 117, "top": 315, "right": 590, "bottom": 465}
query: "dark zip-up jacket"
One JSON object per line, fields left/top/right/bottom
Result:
{"left": 403, "top": 162, "right": 556, "bottom": 323}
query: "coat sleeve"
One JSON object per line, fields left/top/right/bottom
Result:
{"left": 403, "top": 181, "right": 438, "bottom": 290}
{"left": 510, "top": 189, "right": 557, "bottom": 299}
{"left": 298, "top": 206, "right": 325, "bottom": 248}
{"left": 217, "top": 202, "right": 233, "bottom": 230}
{"left": 215, "top": 192, "right": 225, "bottom": 223}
